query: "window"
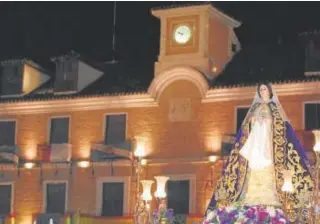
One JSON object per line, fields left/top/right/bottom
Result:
{"left": 1, "top": 66, "right": 21, "bottom": 95}
{"left": 101, "top": 182, "right": 124, "bottom": 217}
{"left": 54, "top": 59, "right": 78, "bottom": 92}
{"left": 63, "top": 60, "right": 75, "bottom": 81}
{"left": 167, "top": 180, "right": 190, "bottom": 215}
{"left": 0, "top": 121, "right": 16, "bottom": 146}
{"left": 236, "top": 107, "right": 250, "bottom": 132}
{"left": 45, "top": 182, "right": 67, "bottom": 214}
{"left": 304, "top": 103, "right": 320, "bottom": 130}
{"left": 0, "top": 184, "right": 12, "bottom": 216}
{"left": 50, "top": 117, "right": 69, "bottom": 144}
{"left": 105, "top": 114, "right": 126, "bottom": 145}
{"left": 97, "top": 177, "right": 130, "bottom": 217}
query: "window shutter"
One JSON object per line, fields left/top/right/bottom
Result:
{"left": 0, "top": 185, "right": 11, "bottom": 216}
{"left": 305, "top": 103, "right": 320, "bottom": 130}
{"left": 105, "top": 114, "right": 126, "bottom": 145}
{"left": 101, "top": 182, "right": 124, "bottom": 217}
{"left": 46, "top": 183, "right": 66, "bottom": 214}
{"left": 0, "top": 121, "right": 15, "bottom": 145}
{"left": 236, "top": 108, "right": 250, "bottom": 131}
{"left": 167, "top": 180, "right": 189, "bottom": 215}
{"left": 50, "top": 118, "right": 69, "bottom": 144}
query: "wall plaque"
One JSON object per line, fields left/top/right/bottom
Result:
{"left": 169, "top": 98, "right": 192, "bottom": 122}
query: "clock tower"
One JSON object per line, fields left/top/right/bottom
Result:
{"left": 151, "top": 3, "right": 241, "bottom": 79}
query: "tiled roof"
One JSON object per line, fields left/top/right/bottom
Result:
{"left": 211, "top": 76, "right": 320, "bottom": 89}
{"left": 210, "top": 42, "right": 320, "bottom": 88}
{"left": 0, "top": 59, "right": 154, "bottom": 103}
{"left": 0, "top": 41, "right": 319, "bottom": 103}
{"left": 81, "top": 60, "right": 154, "bottom": 95}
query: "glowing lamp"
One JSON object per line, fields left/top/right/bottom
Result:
{"left": 134, "top": 137, "right": 146, "bottom": 158}
{"left": 24, "top": 162, "right": 36, "bottom": 169}
{"left": 140, "top": 159, "right": 148, "bottom": 166}
{"left": 208, "top": 155, "right": 218, "bottom": 163}
{"left": 140, "top": 180, "right": 154, "bottom": 201}
{"left": 212, "top": 66, "right": 218, "bottom": 73}
{"left": 313, "top": 130, "right": 320, "bottom": 152}
{"left": 77, "top": 160, "right": 90, "bottom": 168}
{"left": 281, "top": 169, "right": 294, "bottom": 193}
{"left": 154, "top": 176, "right": 169, "bottom": 198}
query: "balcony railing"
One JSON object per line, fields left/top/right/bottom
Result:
{"left": 91, "top": 140, "right": 133, "bottom": 162}
{"left": 31, "top": 213, "right": 204, "bottom": 224}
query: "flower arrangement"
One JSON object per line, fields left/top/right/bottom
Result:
{"left": 203, "top": 203, "right": 289, "bottom": 224}
{"left": 152, "top": 199, "right": 175, "bottom": 224}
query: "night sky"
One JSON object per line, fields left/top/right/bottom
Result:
{"left": 0, "top": 1, "right": 320, "bottom": 63}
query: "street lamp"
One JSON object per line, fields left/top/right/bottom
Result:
{"left": 133, "top": 137, "right": 147, "bottom": 224}
{"left": 313, "top": 130, "right": 320, "bottom": 223}
{"left": 141, "top": 180, "right": 154, "bottom": 202}
{"left": 154, "top": 176, "right": 169, "bottom": 199}
{"left": 135, "top": 180, "right": 154, "bottom": 224}
{"left": 135, "top": 176, "right": 170, "bottom": 224}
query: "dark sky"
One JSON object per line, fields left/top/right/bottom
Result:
{"left": 0, "top": 1, "right": 320, "bottom": 63}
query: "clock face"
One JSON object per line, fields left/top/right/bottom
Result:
{"left": 173, "top": 25, "right": 192, "bottom": 44}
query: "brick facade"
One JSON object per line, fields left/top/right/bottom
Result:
{"left": 0, "top": 3, "right": 318, "bottom": 224}
{"left": 0, "top": 78, "right": 318, "bottom": 223}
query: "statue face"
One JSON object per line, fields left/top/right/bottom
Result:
{"left": 259, "top": 84, "right": 270, "bottom": 100}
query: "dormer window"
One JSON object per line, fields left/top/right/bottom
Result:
{"left": 51, "top": 51, "right": 103, "bottom": 94}
{"left": 0, "top": 61, "right": 23, "bottom": 96}
{"left": 62, "top": 59, "right": 74, "bottom": 81}
{"left": 52, "top": 51, "right": 79, "bottom": 93}
{"left": 304, "top": 36, "right": 320, "bottom": 76}
{"left": 0, "top": 59, "right": 50, "bottom": 97}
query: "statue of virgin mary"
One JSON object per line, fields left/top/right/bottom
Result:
{"left": 204, "top": 82, "right": 314, "bottom": 222}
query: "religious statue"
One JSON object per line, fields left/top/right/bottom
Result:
{"left": 203, "top": 82, "right": 314, "bottom": 223}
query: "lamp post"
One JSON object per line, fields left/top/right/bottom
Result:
{"left": 154, "top": 176, "right": 170, "bottom": 224}
{"left": 313, "top": 130, "right": 320, "bottom": 223}
{"left": 135, "top": 176, "right": 170, "bottom": 224}
{"left": 133, "top": 137, "right": 147, "bottom": 224}
{"left": 138, "top": 180, "right": 154, "bottom": 224}
{"left": 133, "top": 156, "right": 145, "bottom": 224}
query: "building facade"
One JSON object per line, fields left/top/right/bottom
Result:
{"left": 0, "top": 3, "right": 319, "bottom": 224}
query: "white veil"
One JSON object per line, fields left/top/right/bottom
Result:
{"left": 241, "top": 83, "right": 289, "bottom": 127}
{"left": 239, "top": 83, "right": 290, "bottom": 170}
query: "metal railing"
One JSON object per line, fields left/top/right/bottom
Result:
{"left": 45, "top": 213, "right": 204, "bottom": 224}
